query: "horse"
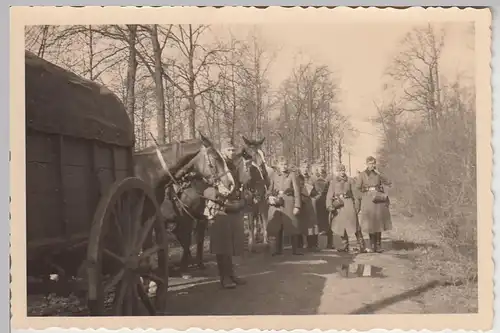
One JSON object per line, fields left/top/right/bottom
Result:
{"left": 240, "top": 136, "right": 274, "bottom": 252}
{"left": 133, "top": 131, "right": 236, "bottom": 276}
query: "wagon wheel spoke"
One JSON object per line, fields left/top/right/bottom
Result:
{"left": 134, "top": 275, "right": 156, "bottom": 315}
{"left": 125, "top": 283, "right": 134, "bottom": 316}
{"left": 102, "top": 248, "right": 124, "bottom": 264}
{"left": 110, "top": 206, "right": 124, "bottom": 242}
{"left": 104, "top": 268, "right": 125, "bottom": 293}
{"left": 131, "top": 192, "right": 146, "bottom": 246}
{"left": 88, "top": 177, "right": 169, "bottom": 316}
{"left": 140, "top": 244, "right": 162, "bottom": 261}
{"left": 135, "top": 216, "right": 157, "bottom": 252}
{"left": 113, "top": 275, "right": 130, "bottom": 315}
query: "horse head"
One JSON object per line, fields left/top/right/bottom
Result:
{"left": 177, "top": 130, "right": 236, "bottom": 196}
{"left": 241, "top": 135, "right": 271, "bottom": 189}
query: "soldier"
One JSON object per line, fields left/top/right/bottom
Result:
{"left": 297, "top": 159, "right": 319, "bottom": 251}
{"left": 326, "top": 164, "right": 367, "bottom": 253}
{"left": 206, "top": 138, "right": 249, "bottom": 289}
{"left": 309, "top": 160, "right": 330, "bottom": 250}
{"left": 266, "top": 155, "right": 303, "bottom": 256}
{"left": 355, "top": 156, "right": 392, "bottom": 253}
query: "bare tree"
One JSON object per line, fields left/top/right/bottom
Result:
{"left": 386, "top": 23, "right": 446, "bottom": 129}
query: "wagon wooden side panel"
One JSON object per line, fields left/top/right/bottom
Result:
{"left": 25, "top": 51, "right": 169, "bottom": 316}
{"left": 25, "top": 50, "right": 135, "bottom": 277}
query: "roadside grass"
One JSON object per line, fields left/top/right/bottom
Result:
{"left": 388, "top": 208, "right": 478, "bottom": 313}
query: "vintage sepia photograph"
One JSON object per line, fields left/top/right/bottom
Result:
{"left": 10, "top": 6, "right": 493, "bottom": 332}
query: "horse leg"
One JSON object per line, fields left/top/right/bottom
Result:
{"left": 174, "top": 218, "right": 192, "bottom": 276}
{"left": 261, "top": 202, "right": 269, "bottom": 247}
{"left": 195, "top": 220, "right": 207, "bottom": 270}
{"left": 247, "top": 212, "right": 256, "bottom": 253}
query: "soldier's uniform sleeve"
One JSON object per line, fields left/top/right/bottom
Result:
{"left": 379, "top": 173, "right": 392, "bottom": 186}
{"left": 349, "top": 178, "right": 361, "bottom": 212}
{"left": 325, "top": 178, "right": 335, "bottom": 211}
{"left": 355, "top": 173, "right": 363, "bottom": 198}
{"left": 291, "top": 172, "right": 302, "bottom": 209}
{"left": 266, "top": 174, "right": 275, "bottom": 199}
{"left": 354, "top": 175, "right": 363, "bottom": 213}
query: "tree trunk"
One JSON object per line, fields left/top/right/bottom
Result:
{"left": 151, "top": 24, "right": 166, "bottom": 144}
{"left": 125, "top": 25, "right": 138, "bottom": 132}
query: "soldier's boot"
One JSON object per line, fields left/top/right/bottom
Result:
{"left": 226, "top": 256, "right": 246, "bottom": 285}
{"left": 337, "top": 231, "right": 350, "bottom": 253}
{"left": 375, "top": 232, "right": 384, "bottom": 253}
{"left": 292, "top": 235, "right": 304, "bottom": 255}
{"left": 355, "top": 230, "right": 367, "bottom": 253}
{"left": 326, "top": 231, "right": 335, "bottom": 249}
{"left": 216, "top": 254, "right": 236, "bottom": 289}
{"left": 368, "top": 233, "right": 376, "bottom": 253}
{"left": 307, "top": 235, "right": 320, "bottom": 252}
{"left": 297, "top": 235, "right": 304, "bottom": 249}
{"left": 311, "top": 235, "right": 320, "bottom": 252}
{"left": 272, "top": 227, "right": 284, "bottom": 256}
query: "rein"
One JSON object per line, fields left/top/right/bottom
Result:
{"left": 149, "top": 134, "right": 227, "bottom": 224}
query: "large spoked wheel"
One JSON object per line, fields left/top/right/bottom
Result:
{"left": 86, "top": 177, "right": 169, "bottom": 316}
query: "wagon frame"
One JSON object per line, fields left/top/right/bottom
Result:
{"left": 25, "top": 51, "right": 169, "bottom": 316}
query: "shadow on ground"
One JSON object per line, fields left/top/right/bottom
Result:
{"left": 382, "top": 239, "right": 439, "bottom": 251}
{"left": 348, "top": 279, "right": 443, "bottom": 314}
{"left": 164, "top": 248, "right": 356, "bottom": 315}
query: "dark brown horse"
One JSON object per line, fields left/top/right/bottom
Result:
{"left": 134, "top": 132, "right": 236, "bottom": 275}
{"left": 240, "top": 136, "right": 273, "bottom": 251}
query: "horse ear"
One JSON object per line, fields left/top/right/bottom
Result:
{"left": 241, "top": 135, "right": 251, "bottom": 146}
{"left": 197, "top": 130, "right": 213, "bottom": 147}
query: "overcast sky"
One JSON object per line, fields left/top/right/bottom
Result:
{"left": 207, "top": 22, "right": 474, "bottom": 172}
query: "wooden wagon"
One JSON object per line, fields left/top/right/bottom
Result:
{"left": 25, "top": 51, "right": 169, "bottom": 316}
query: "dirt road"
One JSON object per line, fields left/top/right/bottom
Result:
{"left": 28, "top": 211, "right": 473, "bottom": 316}
{"left": 165, "top": 222, "right": 439, "bottom": 315}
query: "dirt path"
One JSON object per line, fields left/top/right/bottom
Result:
{"left": 28, "top": 210, "right": 474, "bottom": 316}
{"left": 164, "top": 213, "right": 443, "bottom": 315}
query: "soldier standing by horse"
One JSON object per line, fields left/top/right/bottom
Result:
{"left": 205, "top": 138, "right": 255, "bottom": 289}
{"left": 310, "top": 160, "right": 330, "bottom": 250}
{"left": 326, "top": 164, "right": 367, "bottom": 253}
{"left": 266, "top": 155, "right": 303, "bottom": 256}
{"left": 297, "top": 160, "right": 320, "bottom": 251}
{"left": 355, "top": 156, "right": 392, "bottom": 253}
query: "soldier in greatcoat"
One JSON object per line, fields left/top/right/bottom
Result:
{"left": 297, "top": 160, "right": 320, "bottom": 251}
{"left": 326, "top": 164, "right": 367, "bottom": 253}
{"left": 206, "top": 139, "right": 249, "bottom": 289}
{"left": 309, "top": 160, "right": 330, "bottom": 250}
{"left": 355, "top": 156, "right": 392, "bottom": 253}
{"left": 266, "top": 155, "right": 303, "bottom": 255}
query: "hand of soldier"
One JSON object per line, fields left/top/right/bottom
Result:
{"left": 293, "top": 207, "right": 300, "bottom": 215}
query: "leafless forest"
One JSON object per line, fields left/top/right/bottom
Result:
{"left": 25, "top": 23, "right": 477, "bottom": 311}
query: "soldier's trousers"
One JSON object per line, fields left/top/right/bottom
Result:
{"left": 274, "top": 226, "right": 303, "bottom": 255}
{"left": 216, "top": 254, "right": 234, "bottom": 278}
{"left": 368, "top": 232, "right": 383, "bottom": 252}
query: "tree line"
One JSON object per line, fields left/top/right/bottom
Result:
{"left": 25, "top": 24, "right": 351, "bottom": 169}
{"left": 372, "top": 23, "right": 477, "bottom": 286}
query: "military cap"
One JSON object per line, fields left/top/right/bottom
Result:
{"left": 366, "top": 156, "right": 377, "bottom": 163}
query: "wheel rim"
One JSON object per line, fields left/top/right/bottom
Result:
{"left": 87, "top": 177, "right": 169, "bottom": 316}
